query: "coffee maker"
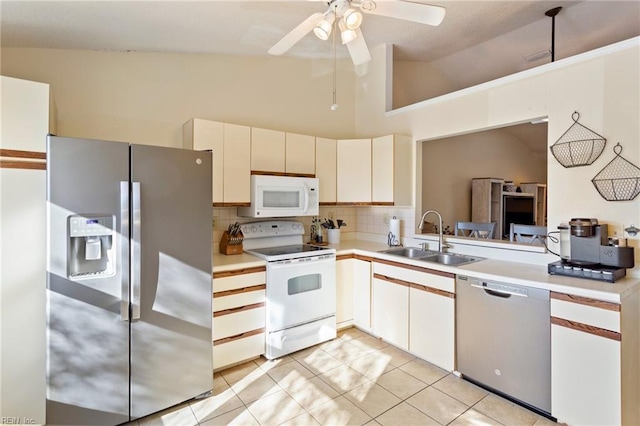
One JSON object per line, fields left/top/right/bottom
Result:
{"left": 548, "top": 218, "right": 634, "bottom": 283}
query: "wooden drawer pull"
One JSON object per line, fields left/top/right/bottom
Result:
{"left": 552, "top": 317, "right": 621, "bottom": 341}
{"left": 213, "top": 302, "right": 265, "bottom": 317}
{"left": 409, "top": 282, "right": 455, "bottom": 299}
{"left": 213, "top": 266, "right": 266, "bottom": 279}
{"left": 550, "top": 292, "right": 620, "bottom": 312}
{"left": 213, "top": 328, "right": 265, "bottom": 345}
{"left": 214, "top": 284, "right": 266, "bottom": 298}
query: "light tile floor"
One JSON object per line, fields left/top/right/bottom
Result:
{"left": 131, "top": 328, "right": 557, "bottom": 426}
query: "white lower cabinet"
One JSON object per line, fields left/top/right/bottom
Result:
{"left": 409, "top": 285, "right": 455, "bottom": 371}
{"left": 371, "top": 260, "right": 455, "bottom": 369}
{"left": 550, "top": 292, "right": 638, "bottom": 425}
{"left": 372, "top": 274, "right": 409, "bottom": 350}
{"left": 352, "top": 257, "right": 373, "bottom": 332}
{"left": 336, "top": 256, "right": 354, "bottom": 328}
{"left": 551, "top": 323, "right": 620, "bottom": 425}
{"left": 212, "top": 266, "right": 266, "bottom": 371}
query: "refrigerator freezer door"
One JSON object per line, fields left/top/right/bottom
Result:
{"left": 46, "top": 136, "right": 130, "bottom": 425}
{"left": 129, "top": 144, "right": 213, "bottom": 419}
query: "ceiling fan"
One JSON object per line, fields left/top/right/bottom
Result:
{"left": 268, "top": 0, "right": 446, "bottom": 66}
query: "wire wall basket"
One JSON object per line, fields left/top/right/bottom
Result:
{"left": 550, "top": 111, "right": 606, "bottom": 167}
{"left": 591, "top": 143, "right": 640, "bottom": 201}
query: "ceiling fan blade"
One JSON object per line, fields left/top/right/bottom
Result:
{"left": 268, "top": 12, "right": 324, "bottom": 56}
{"left": 359, "top": 0, "right": 446, "bottom": 26}
{"left": 346, "top": 28, "right": 372, "bottom": 65}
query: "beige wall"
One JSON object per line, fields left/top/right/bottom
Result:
{"left": 1, "top": 48, "right": 357, "bottom": 146}
{"left": 356, "top": 39, "right": 640, "bottom": 267}
{"left": 421, "top": 128, "right": 547, "bottom": 230}
{"left": 393, "top": 60, "right": 454, "bottom": 109}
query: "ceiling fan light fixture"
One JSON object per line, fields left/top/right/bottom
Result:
{"left": 343, "top": 8, "right": 363, "bottom": 29}
{"left": 313, "top": 12, "right": 335, "bottom": 41}
{"left": 339, "top": 19, "right": 358, "bottom": 44}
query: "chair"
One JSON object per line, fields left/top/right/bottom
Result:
{"left": 510, "top": 223, "right": 548, "bottom": 245}
{"left": 454, "top": 221, "right": 496, "bottom": 239}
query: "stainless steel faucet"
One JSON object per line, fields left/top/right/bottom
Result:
{"left": 418, "top": 210, "right": 448, "bottom": 252}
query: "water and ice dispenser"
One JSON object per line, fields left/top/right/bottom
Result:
{"left": 67, "top": 214, "right": 116, "bottom": 279}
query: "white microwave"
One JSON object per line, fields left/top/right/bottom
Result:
{"left": 237, "top": 175, "right": 319, "bottom": 218}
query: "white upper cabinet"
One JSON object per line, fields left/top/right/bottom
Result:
{"left": 372, "top": 134, "right": 413, "bottom": 206}
{"left": 183, "top": 119, "right": 251, "bottom": 205}
{"left": 183, "top": 119, "right": 223, "bottom": 204}
{"left": 251, "top": 127, "right": 285, "bottom": 173}
{"left": 337, "top": 138, "right": 372, "bottom": 203}
{"left": 315, "top": 137, "right": 337, "bottom": 203}
{"left": 185, "top": 120, "right": 412, "bottom": 206}
{"left": 285, "top": 133, "right": 315, "bottom": 176}
{"left": 372, "top": 135, "right": 393, "bottom": 203}
{"left": 223, "top": 124, "right": 251, "bottom": 204}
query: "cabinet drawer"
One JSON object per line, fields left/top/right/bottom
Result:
{"left": 550, "top": 294, "right": 620, "bottom": 332}
{"left": 214, "top": 288, "right": 265, "bottom": 312}
{"left": 213, "top": 270, "right": 266, "bottom": 292}
{"left": 373, "top": 262, "right": 454, "bottom": 293}
{"left": 214, "top": 305, "right": 265, "bottom": 341}
{"left": 213, "top": 331, "right": 265, "bottom": 371}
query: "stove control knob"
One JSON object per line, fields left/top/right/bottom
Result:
{"left": 251, "top": 226, "right": 257, "bottom": 233}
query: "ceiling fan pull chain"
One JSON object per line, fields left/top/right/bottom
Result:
{"left": 331, "top": 16, "right": 338, "bottom": 111}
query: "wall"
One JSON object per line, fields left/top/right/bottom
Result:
{"left": 421, "top": 127, "right": 547, "bottom": 230}
{"left": 355, "top": 39, "right": 640, "bottom": 272}
{"left": 1, "top": 48, "right": 357, "bottom": 146}
{"left": 392, "top": 60, "right": 454, "bottom": 109}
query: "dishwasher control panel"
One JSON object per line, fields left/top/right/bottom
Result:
{"left": 470, "top": 280, "right": 529, "bottom": 297}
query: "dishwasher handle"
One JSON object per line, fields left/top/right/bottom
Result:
{"left": 470, "top": 282, "right": 528, "bottom": 298}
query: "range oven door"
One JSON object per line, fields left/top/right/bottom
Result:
{"left": 266, "top": 254, "right": 336, "bottom": 331}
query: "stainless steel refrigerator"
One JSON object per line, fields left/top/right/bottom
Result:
{"left": 46, "top": 136, "right": 213, "bottom": 425}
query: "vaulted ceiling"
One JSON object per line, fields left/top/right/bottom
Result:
{"left": 2, "top": 1, "right": 638, "bottom": 65}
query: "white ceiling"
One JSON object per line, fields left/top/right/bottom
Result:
{"left": 1, "top": 0, "right": 639, "bottom": 64}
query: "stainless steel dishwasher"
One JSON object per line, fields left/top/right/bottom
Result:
{"left": 456, "top": 275, "right": 551, "bottom": 414}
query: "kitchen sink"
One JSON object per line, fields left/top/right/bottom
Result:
{"left": 421, "top": 253, "right": 482, "bottom": 265}
{"left": 380, "top": 247, "right": 433, "bottom": 259}
{"left": 380, "top": 247, "right": 482, "bottom": 266}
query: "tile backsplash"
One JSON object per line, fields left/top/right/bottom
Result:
{"left": 212, "top": 206, "right": 416, "bottom": 245}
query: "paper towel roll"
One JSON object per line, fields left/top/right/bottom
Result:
{"left": 389, "top": 217, "right": 401, "bottom": 242}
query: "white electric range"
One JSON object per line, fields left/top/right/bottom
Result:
{"left": 242, "top": 221, "right": 337, "bottom": 359}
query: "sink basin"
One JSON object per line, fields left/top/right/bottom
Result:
{"left": 380, "top": 247, "right": 482, "bottom": 266}
{"left": 421, "top": 253, "right": 482, "bottom": 266}
{"left": 380, "top": 247, "right": 433, "bottom": 259}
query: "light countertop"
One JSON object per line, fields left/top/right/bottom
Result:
{"left": 213, "top": 239, "right": 639, "bottom": 304}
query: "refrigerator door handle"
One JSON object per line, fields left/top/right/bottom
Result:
{"left": 120, "top": 181, "right": 130, "bottom": 321}
{"left": 131, "top": 181, "right": 142, "bottom": 320}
